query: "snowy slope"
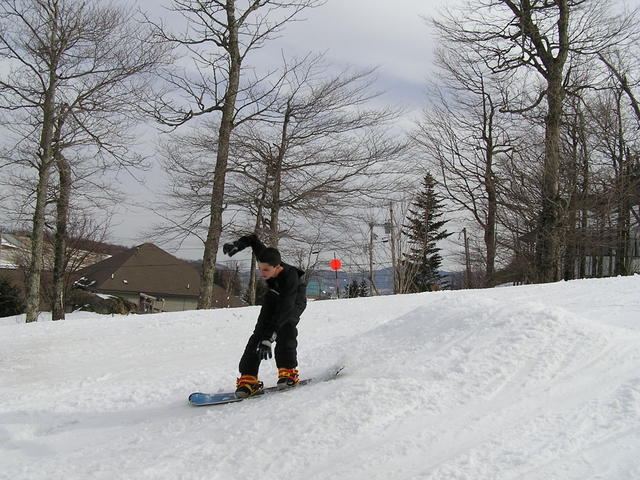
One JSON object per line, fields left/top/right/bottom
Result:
{"left": 2, "top": 276, "right": 640, "bottom": 480}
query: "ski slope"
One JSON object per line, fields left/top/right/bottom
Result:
{"left": 2, "top": 276, "right": 640, "bottom": 479}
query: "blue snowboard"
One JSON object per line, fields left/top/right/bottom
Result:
{"left": 189, "top": 367, "right": 343, "bottom": 407}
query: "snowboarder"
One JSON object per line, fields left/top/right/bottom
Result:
{"left": 223, "top": 234, "right": 307, "bottom": 398}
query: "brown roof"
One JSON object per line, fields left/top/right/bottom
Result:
{"left": 77, "top": 243, "right": 201, "bottom": 297}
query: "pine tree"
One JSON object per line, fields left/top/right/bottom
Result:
{"left": 344, "top": 280, "right": 360, "bottom": 298}
{"left": 402, "top": 173, "right": 452, "bottom": 292}
{"left": 343, "top": 279, "right": 370, "bottom": 298}
{"left": 358, "top": 279, "right": 369, "bottom": 297}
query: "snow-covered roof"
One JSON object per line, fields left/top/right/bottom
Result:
{"left": 0, "top": 233, "right": 28, "bottom": 250}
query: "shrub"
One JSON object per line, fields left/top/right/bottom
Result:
{"left": 0, "top": 276, "right": 25, "bottom": 317}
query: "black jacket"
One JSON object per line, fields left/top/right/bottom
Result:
{"left": 236, "top": 235, "right": 307, "bottom": 339}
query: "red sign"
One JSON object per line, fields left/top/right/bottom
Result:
{"left": 329, "top": 259, "right": 342, "bottom": 271}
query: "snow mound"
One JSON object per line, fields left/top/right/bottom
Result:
{"left": 2, "top": 276, "right": 640, "bottom": 479}
{"left": 313, "top": 297, "right": 640, "bottom": 479}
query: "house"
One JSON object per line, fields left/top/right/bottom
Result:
{"left": 0, "top": 233, "right": 29, "bottom": 269}
{"left": 75, "top": 243, "right": 246, "bottom": 313}
{"left": 0, "top": 232, "right": 112, "bottom": 271}
{"left": 0, "top": 233, "right": 51, "bottom": 310}
{"left": 0, "top": 232, "right": 117, "bottom": 311}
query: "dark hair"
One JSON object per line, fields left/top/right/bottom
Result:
{"left": 257, "top": 247, "right": 281, "bottom": 266}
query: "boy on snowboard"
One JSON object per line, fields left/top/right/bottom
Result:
{"left": 223, "top": 234, "right": 307, "bottom": 398}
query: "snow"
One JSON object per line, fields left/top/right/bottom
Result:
{"left": 2, "top": 275, "right": 640, "bottom": 479}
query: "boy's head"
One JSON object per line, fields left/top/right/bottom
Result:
{"left": 257, "top": 247, "right": 281, "bottom": 266}
{"left": 257, "top": 247, "right": 283, "bottom": 280}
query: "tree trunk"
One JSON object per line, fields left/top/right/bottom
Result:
{"left": 389, "top": 202, "right": 398, "bottom": 294}
{"left": 52, "top": 138, "right": 71, "bottom": 321}
{"left": 578, "top": 116, "right": 590, "bottom": 278}
{"left": 578, "top": 208, "right": 587, "bottom": 278}
{"left": 24, "top": 73, "right": 57, "bottom": 323}
{"left": 563, "top": 115, "right": 580, "bottom": 281}
{"left": 269, "top": 105, "right": 292, "bottom": 248}
{"left": 564, "top": 209, "right": 577, "bottom": 280}
{"left": 501, "top": 0, "right": 570, "bottom": 284}
{"left": 247, "top": 196, "right": 266, "bottom": 305}
{"left": 615, "top": 203, "right": 630, "bottom": 275}
{"left": 198, "top": 1, "right": 241, "bottom": 309}
{"left": 615, "top": 156, "right": 631, "bottom": 276}
{"left": 535, "top": 71, "right": 565, "bottom": 283}
{"left": 25, "top": 162, "right": 53, "bottom": 323}
{"left": 484, "top": 132, "right": 497, "bottom": 287}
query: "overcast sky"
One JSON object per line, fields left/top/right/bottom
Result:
{"left": 112, "top": 0, "right": 639, "bottom": 269}
{"left": 111, "top": 0, "right": 448, "bottom": 260}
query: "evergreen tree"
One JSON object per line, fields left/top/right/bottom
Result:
{"left": 0, "top": 277, "right": 25, "bottom": 317}
{"left": 358, "top": 279, "right": 369, "bottom": 297}
{"left": 344, "top": 279, "right": 370, "bottom": 298}
{"left": 402, "top": 173, "right": 452, "bottom": 292}
{"left": 344, "top": 280, "right": 360, "bottom": 298}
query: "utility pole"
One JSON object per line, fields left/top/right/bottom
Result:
{"left": 368, "top": 222, "right": 380, "bottom": 296}
{"left": 334, "top": 251, "right": 340, "bottom": 299}
{"left": 389, "top": 203, "right": 397, "bottom": 294}
{"left": 463, "top": 228, "right": 473, "bottom": 288}
{"left": 369, "top": 222, "right": 374, "bottom": 295}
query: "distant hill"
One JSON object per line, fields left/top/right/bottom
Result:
{"left": 237, "top": 265, "right": 462, "bottom": 296}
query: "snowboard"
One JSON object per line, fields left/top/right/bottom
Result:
{"left": 189, "top": 366, "right": 343, "bottom": 407}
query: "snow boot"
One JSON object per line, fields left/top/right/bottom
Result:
{"left": 277, "top": 368, "right": 300, "bottom": 390}
{"left": 235, "top": 375, "right": 263, "bottom": 399}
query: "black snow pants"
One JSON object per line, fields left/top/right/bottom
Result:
{"left": 238, "top": 320, "right": 299, "bottom": 376}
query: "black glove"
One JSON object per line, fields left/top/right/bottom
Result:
{"left": 256, "top": 339, "right": 273, "bottom": 361}
{"left": 223, "top": 241, "right": 241, "bottom": 257}
{"left": 223, "top": 234, "right": 256, "bottom": 257}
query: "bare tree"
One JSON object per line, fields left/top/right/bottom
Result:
{"left": 0, "top": 0, "right": 168, "bottom": 322}
{"left": 152, "top": 53, "right": 408, "bottom": 302}
{"left": 414, "top": 40, "right": 514, "bottom": 287}
{"left": 493, "top": 65, "right": 640, "bottom": 282}
{"left": 146, "top": 0, "right": 324, "bottom": 309}
{"left": 597, "top": 44, "right": 640, "bottom": 126}
{"left": 228, "top": 54, "right": 407, "bottom": 246}
{"left": 587, "top": 85, "right": 639, "bottom": 275}
{"left": 0, "top": 0, "right": 60, "bottom": 322}
{"left": 559, "top": 94, "right": 590, "bottom": 280}
{"left": 433, "top": 0, "right": 637, "bottom": 283}
{"left": 47, "top": 210, "right": 112, "bottom": 314}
